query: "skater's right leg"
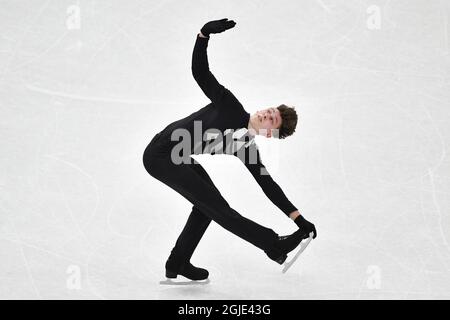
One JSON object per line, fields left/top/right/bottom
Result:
{"left": 143, "top": 152, "right": 282, "bottom": 256}
{"left": 143, "top": 151, "right": 307, "bottom": 267}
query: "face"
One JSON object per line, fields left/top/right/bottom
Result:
{"left": 250, "top": 107, "right": 282, "bottom": 138}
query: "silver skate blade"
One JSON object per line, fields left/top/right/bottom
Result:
{"left": 159, "top": 278, "right": 211, "bottom": 286}
{"left": 282, "top": 232, "right": 314, "bottom": 274}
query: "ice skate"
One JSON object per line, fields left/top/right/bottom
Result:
{"left": 282, "top": 231, "right": 314, "bottom": 273}
{"left": 266, "top": 228, "right": 311, "bottom": 264}
{"left": 163, "top": 261, "right": 210, "bottom": 284}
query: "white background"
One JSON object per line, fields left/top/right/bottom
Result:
{"left": 1, "top": 0, "right": 449, "bottom": 299}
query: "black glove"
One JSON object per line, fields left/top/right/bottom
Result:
{"left": 294, "top": 215, "right": 317, "bottom": 239}
{"left": 201, "top": 18, "right": 236, "bottom": 37}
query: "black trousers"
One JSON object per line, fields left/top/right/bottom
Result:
{"left": 142, "top": 133, "right": 280, "bottom": 269}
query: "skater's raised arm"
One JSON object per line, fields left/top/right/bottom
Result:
{"left": 191, "top": 34, "right": 225, "bottom": 103}
{"left": 191, "top": 19, "right": 236, "bottom": 104}
{"left": 234, "top": 143, "right": 298, "bottom": 217}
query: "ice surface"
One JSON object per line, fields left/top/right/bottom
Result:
{"left": 1, "top": 0, "right": 450, "bottom": 299}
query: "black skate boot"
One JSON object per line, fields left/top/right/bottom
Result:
{"left": 265, "top": 228, "right": 309, "bottom": 265}
{"left": 165, "top": 261, "right": 209, "bottom": 281}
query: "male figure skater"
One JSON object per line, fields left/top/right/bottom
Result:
{"left": 143, "top": 19, "right": 317, "bottom": 281}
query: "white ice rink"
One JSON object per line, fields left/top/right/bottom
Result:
{"left": 1, "top": 0, "right": 450, "bottom": 299}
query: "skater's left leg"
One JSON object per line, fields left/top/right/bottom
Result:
{"left": 166, "top": 206, "right": 211, "bottom": 269}
{"left": 166, "top": 162, "right": 214, "bottom": 275}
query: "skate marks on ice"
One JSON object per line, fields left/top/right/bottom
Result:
{"left": 282, "top": 232, "right": 314, "bottom": 274}
{"left": 159, "top": 278, "right": 211, "bottom": 286}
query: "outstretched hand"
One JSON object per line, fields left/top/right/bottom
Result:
{"left": 294, "top": 215, "right": 317, "bottom": 239}
{"left": 201, "top": 18, "right": 236, "bottom": 37}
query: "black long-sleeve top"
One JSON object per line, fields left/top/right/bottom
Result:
{"left": 153, "top": 34, "right": 297, "bottom": 217}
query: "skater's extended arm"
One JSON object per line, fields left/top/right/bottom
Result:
{"left": 191, "top": 19, "right": 236, "bottom": 104}
{"left": 235, "top": 145, "right": 298, "bottom": 217}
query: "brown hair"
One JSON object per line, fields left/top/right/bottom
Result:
{"left": 277, "top": 104, "right": 298, "bottom": 139}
